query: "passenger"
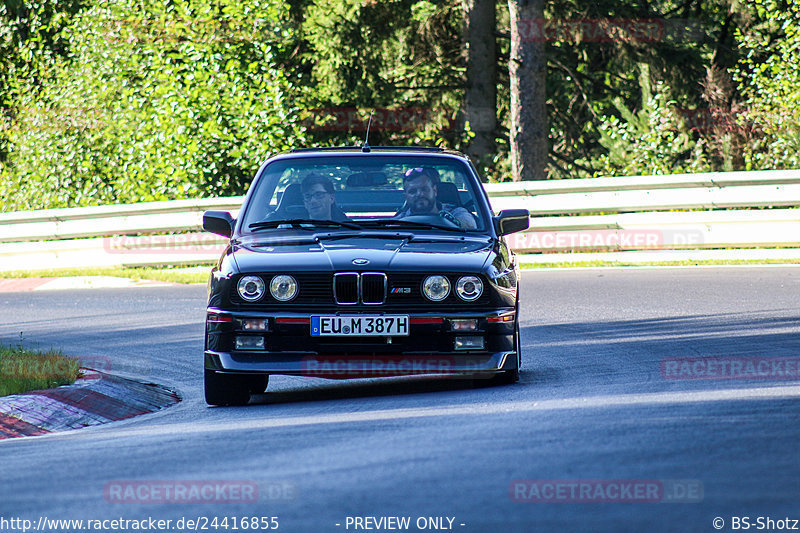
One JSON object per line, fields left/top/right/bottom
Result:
{"left": 301, "top": 174, "right": 349, "bottom": 221}
{"left": 397, "top": 167, "right": 477, "bottom": 229}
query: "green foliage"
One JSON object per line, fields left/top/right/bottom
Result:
{"left": 541, "top": 0, "right": 724, "bottom": 179}
{"left": 1, "top": 0, "right": 307, "bottom": 211}
{"left": 0, "top": 342, "right": 79, "bottom": 397}
{"left": 0, "top": 265, "right": 210, "bottom": 283}
{"left": 595, "top": 66, "right": 710, "bottom": 176}
{"left": 299, "top": 0, "right": 465, "bottom": 148}
{"left": 0, "top": 0, "right": 87, "bottom": 171}
{"left": 734, "top": 0, "right": 800, "bottom": 169}
{"left": 2, "top": 0, "right": 799, "bottom": 205}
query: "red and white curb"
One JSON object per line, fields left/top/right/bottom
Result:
{"left": 0, "top": 278, "right": 56, "bottom": 292}
{"left": 0, "top": 371, "right": 180, "bottom": 439}
{"left": 0, "top": 276, "right": 176, "bottom": 292}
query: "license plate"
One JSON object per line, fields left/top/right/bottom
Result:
{"left": 311, "top": 315, "right": 409, "bottom": 337}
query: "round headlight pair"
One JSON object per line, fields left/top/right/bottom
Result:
{"left": 237, "top": 275, "right": 297, "bottom": 302}
{"left": 422, "top": 275, "right": 483, "bottom": 302}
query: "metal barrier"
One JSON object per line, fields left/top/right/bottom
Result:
{"left": 1, "top": 169, "right": 799, "bottom": 270}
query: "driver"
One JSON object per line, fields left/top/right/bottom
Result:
{"left": 396, "top": 167, "right": 477, "bottom": 229}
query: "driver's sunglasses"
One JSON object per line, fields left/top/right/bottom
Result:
{"left": 404, "top": 167, "right": 429, "bottom": 177}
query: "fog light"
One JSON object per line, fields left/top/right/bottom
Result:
{"left": 450, "top": 319, "right": 479, "bottom": 332}
{"left": 235, "top": 336, "right": 265, "bottom": 350}
{"left": 454, "top": 336, "right": 484, "bottom": 350}
{"left": 239, "top": 318, "right": 269, "bottom": 332}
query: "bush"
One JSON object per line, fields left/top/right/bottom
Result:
{"left": 0, "top": 0, "right": 307, "bottom": 211}
{"left": 735, "top": 0, "right": 800, "bottom": 170}
{"left": 595, "top": 66, "right": 710, "bottom": 176}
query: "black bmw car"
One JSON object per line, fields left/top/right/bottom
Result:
{"left": 202, "top": 147, "right": 529, "bottom": 405}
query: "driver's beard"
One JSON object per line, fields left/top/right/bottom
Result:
{"left": 410, "top": 197, "right": 435, "bottom": 215}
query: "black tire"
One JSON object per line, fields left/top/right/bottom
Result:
{"left": 204, "top": 369, "right": 252, "bottom": 406}
{"left": 492, "top": 367, "right": 519, "bottom": 385}
{"left": 246, "top": 374, "right": 269, "bottom": 394}
{"left": 489, "top": 304, "right": 521, "bottom": 386}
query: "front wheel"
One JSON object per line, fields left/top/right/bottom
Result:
{"left": 490, "top": 306, "right": 521, "bottom": 386}
{"left": 247, "top": 374, "right": 269, "bottom": 394}
{"left": 492, "top": 367, "right": 519, "bottom": 385}
{"left": 204, "top": 369, "right": 255, "bottom": 406}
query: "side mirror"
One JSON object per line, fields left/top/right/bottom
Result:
{"left": 203, "top": 211, "right": 235, "bottom": 238}
{"left": 494, "top": 209, "right": 529, "bottom": 236}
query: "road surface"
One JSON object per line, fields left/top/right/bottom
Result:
{"left": 1, "top": 267, "right": 799, "bottom": 532}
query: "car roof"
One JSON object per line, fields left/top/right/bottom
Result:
{"left": 283, "top": 146, "right": 471, "bottom": 159}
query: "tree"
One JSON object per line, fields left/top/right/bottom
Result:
{"left": 299, "top": 0, "right": 465, "bottom": 147}
{"left": 1, "top": 0, "right": 307, "bottom": 210}
{"left": 508, "top": 0, "right": 547, "bottom": 180}
{"left": 735, "top": 0, "right": 800, "bottom": 169}
{"left": 463, "top": 0, "right": 496, "bottom": 160}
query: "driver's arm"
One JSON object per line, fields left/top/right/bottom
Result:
{"left": 450, "top": 207, "right": 477, "bottom": 229}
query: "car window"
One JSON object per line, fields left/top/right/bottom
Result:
{"left": 240, "top": 155, "right": 488, "bottom": 233}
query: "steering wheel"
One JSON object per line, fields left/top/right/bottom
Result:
{"left": 400, "top": 214, "right": 460, "bottom": 229}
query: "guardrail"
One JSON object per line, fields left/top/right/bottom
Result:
{"left": 1, "top": 168, "right": 799, "bottom": 270}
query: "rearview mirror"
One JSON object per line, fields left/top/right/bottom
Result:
{"left": 494, "top": 209, "right": 530, "bottom": 236}
{"left": 203, "top": 211, "right": 235, "bottom": 238}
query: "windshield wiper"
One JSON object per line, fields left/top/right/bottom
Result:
{"left": 313, "top": 230, "right": 414, "bottom": 242}
{"left": 249, "top": 219, "right": 362, "bottom": 231}
{"left": 358, "top": 219, "right": 464, "bottom": 231}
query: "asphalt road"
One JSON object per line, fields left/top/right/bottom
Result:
{"left": 1, "top": 267, "right": 799, "bottom": 533}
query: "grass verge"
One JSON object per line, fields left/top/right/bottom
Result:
{"left": 0, "top": 343, "right": 80, "bottom": 397}
{"left": 0, "top": 265, "right": 212, "bottom": 284}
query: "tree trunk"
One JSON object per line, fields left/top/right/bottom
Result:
{"left": 508, "top": 0, "right": 548, "bottom": 180}
{"left": 463, "top": 0, "right": 496, "bottom": 161}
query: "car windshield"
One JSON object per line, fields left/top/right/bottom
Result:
{"left": 239, "top": 154, "right": 489, "bottom": 235}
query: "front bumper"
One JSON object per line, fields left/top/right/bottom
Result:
{"left": 205, "top": 309, "right": 517, "bottom": 379}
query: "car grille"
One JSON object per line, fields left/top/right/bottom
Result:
{"left": 334, "top": 273, "right": 359, "bottom": 305}
{"left": 232, "top": 272, "right": 493, "bottom": 309}
{"left": 361, "top": 273, "right": 386, "bottom": 304}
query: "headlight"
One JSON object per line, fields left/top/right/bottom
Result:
{"left": 422, "top": 275, "right": 450, "bottom": 301}
{"left": 270, "top": 275, "right": 298, "bottom": 301}
{"left": 237, "top": 276, "right": 265, "bottom": 301}
{"left": 456, "top": 276, "right": 483, "bottom": 301}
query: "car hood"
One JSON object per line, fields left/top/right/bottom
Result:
{"left": 231, "top": 234, "right": 495, "bottom": 273}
